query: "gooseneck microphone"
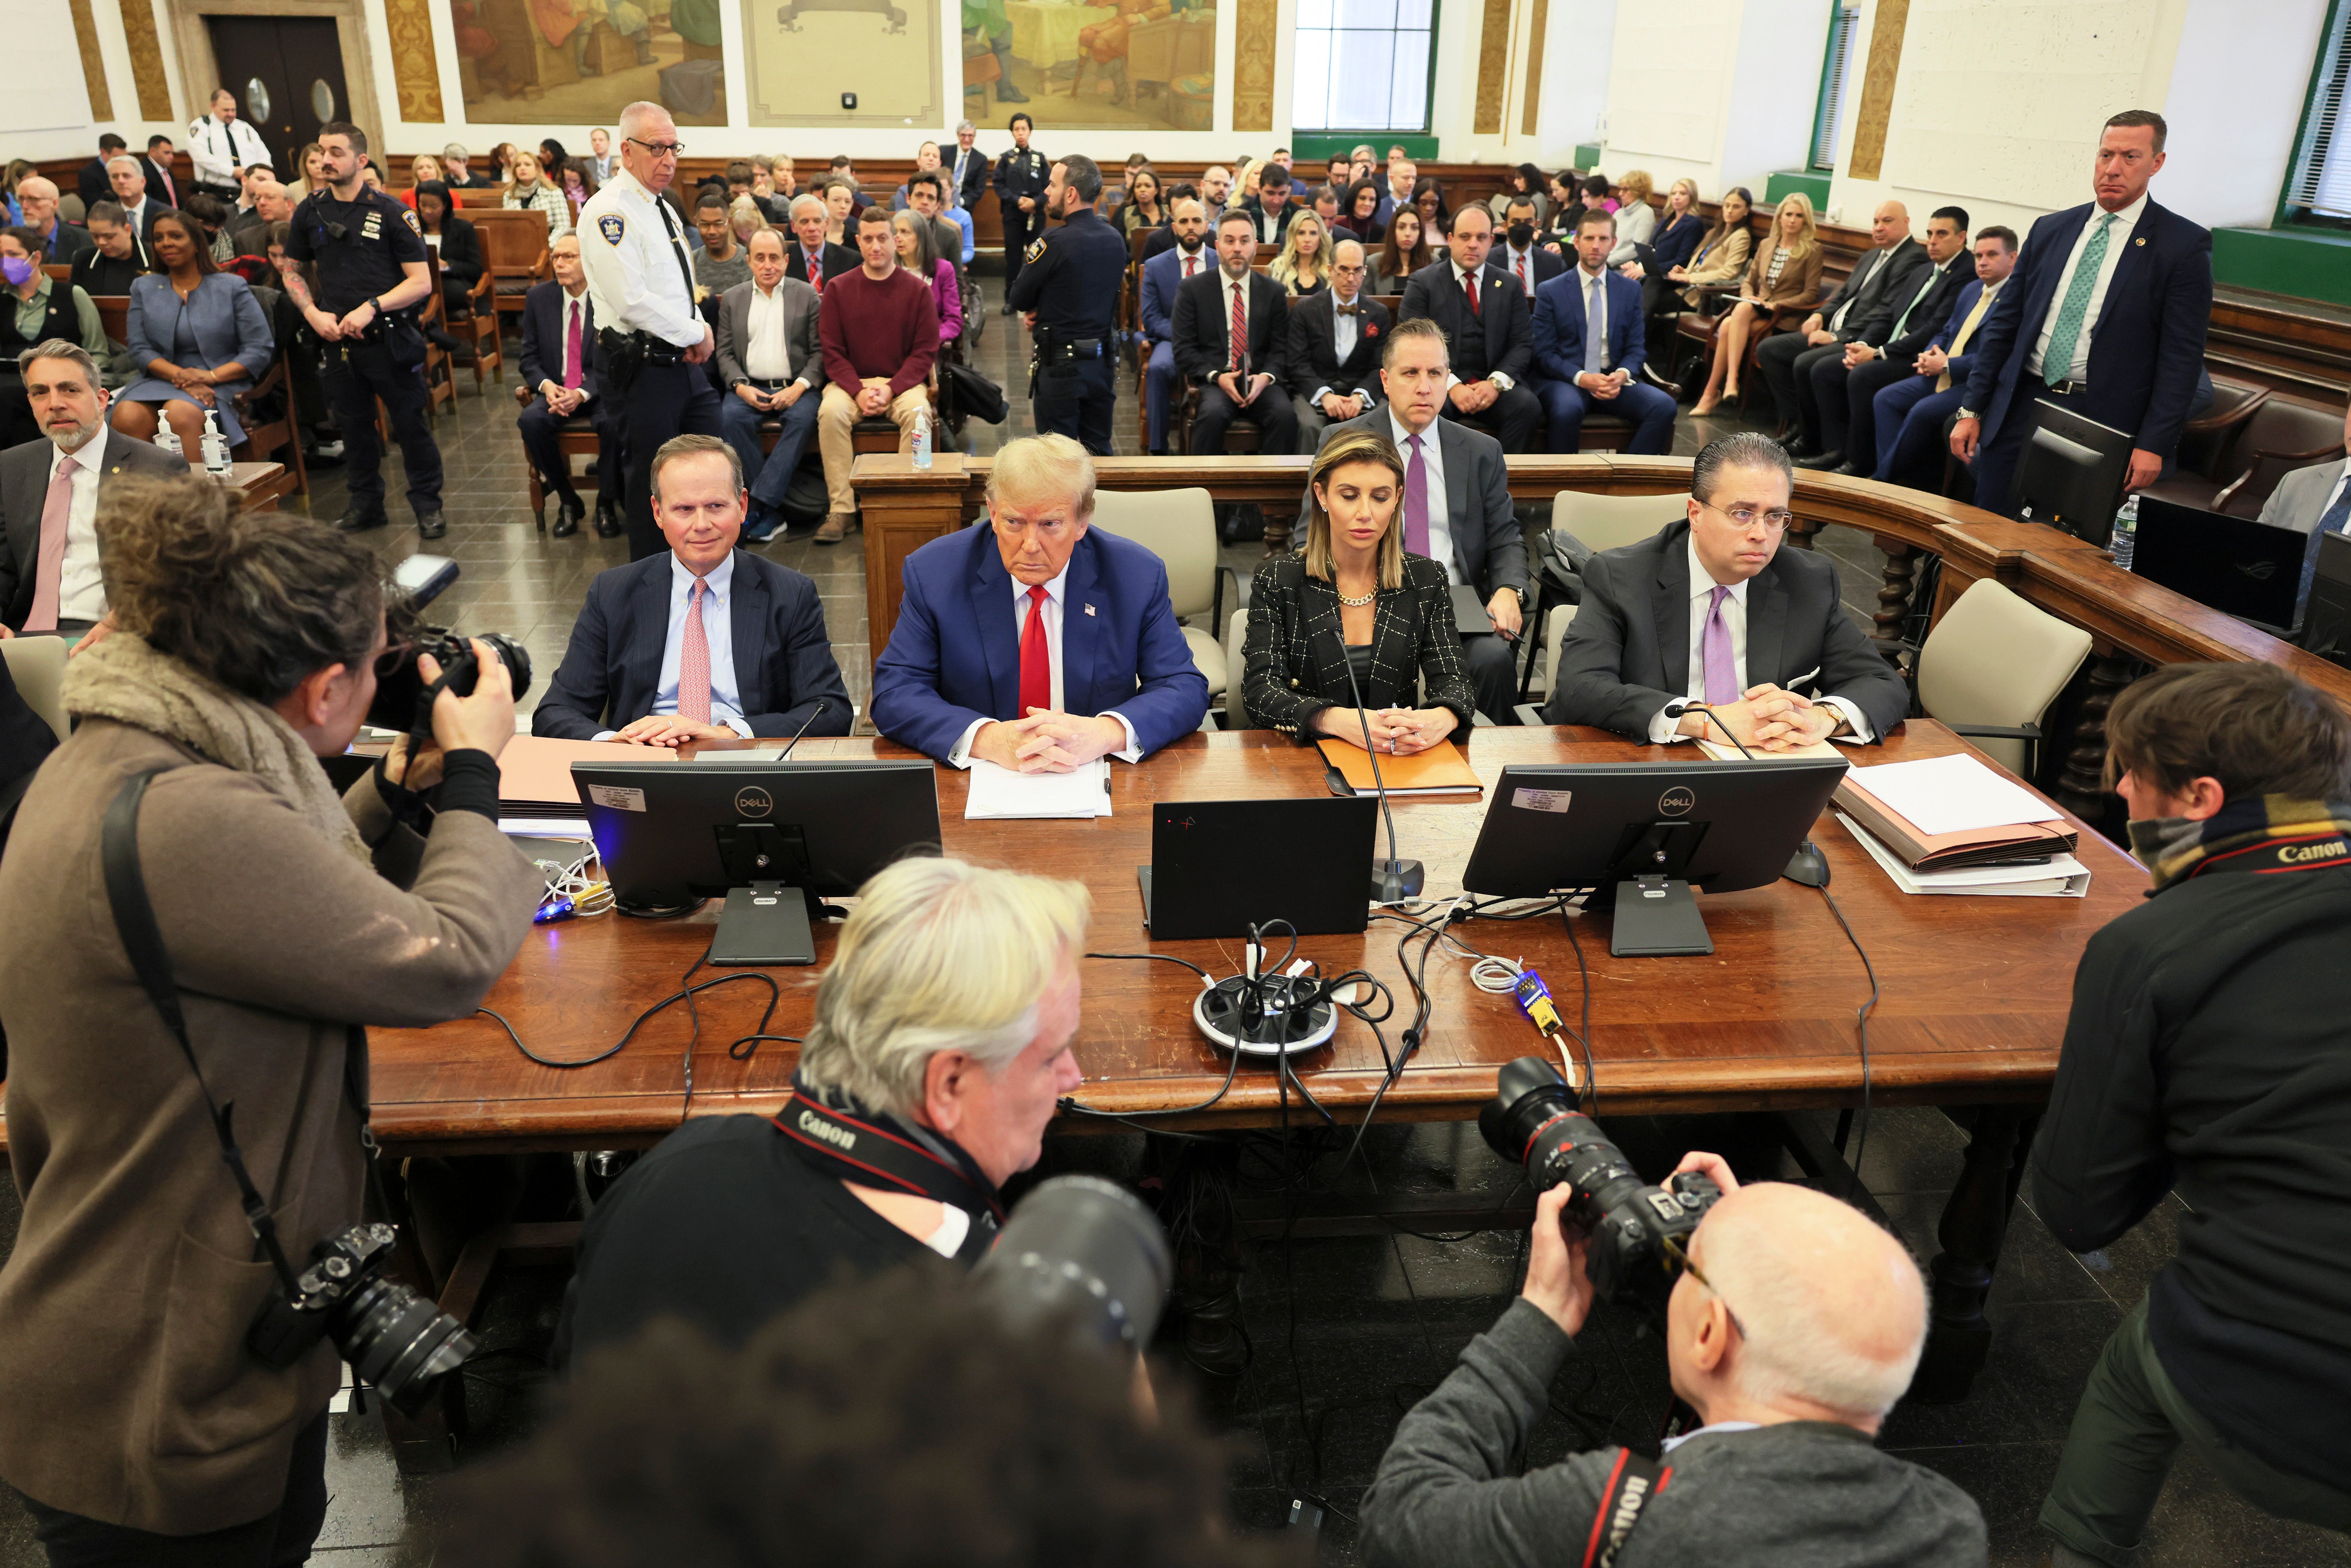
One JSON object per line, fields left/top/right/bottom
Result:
{"left": 1318, "top": 627, "right": 1425, "bottom": 903}
{"left": 776, "top": 699, "right": 829, "bottom": 759}
{"left": 1662, "top": 700, "right": 1755, "bottom": 760}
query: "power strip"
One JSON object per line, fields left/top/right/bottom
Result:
{"left": 1193, "top": 971, "right": 1338, "bottom": 1057}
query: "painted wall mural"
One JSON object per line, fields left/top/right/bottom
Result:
{"left": 964, "top": 0, "right": 1217, "bottom": 130}
{"left": 450, "top": 0, "right": 728, "bottom": 126}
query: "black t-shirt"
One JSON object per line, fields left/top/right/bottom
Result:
{"left": 554, "top": 1113, "right": 946, "bottom": 1369}
{"left": 284, "top": 188, "right": 428, "bottom": 312}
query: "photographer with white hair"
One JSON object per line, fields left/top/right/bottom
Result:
{"left": 1361, "top": 1163, "right": 1988, "bottom": 1567}
{"left": 553, "top": 856, "right": 1090, "bottom": 1365}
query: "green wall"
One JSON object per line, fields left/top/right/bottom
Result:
{"left": 1764, "top": 169, "right": 1831, "bottom": 209}
{"left": 2211, "top": 225, "right": 2351, "bottom": 309}
{"left": 1292, "top": 134, "right": 1440, "bottom": 161}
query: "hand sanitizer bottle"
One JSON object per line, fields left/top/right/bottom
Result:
{"left": 911, "top": 407, "right": 933, "bottom": 471}
{"left": 201, "top": 410, "right": 232, "bottom": 476}
{"left": 154, "top": 422, "right": 182, "bottom": 459}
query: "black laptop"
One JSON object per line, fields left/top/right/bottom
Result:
{"left": 1139, "top": 797, "right": 1380, "bottom": 940}
{"left": 2130, "top": 496, "right": 2326, "bottom": 636}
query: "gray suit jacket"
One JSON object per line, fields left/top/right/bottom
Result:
{"left": 714, "top": 276, "right": 826, "bottom": 396}
{"left": 1292, "top": 411, "right": 1526, "bottom": 599}
{"left": 0, "top": 432, "right": 188, "bottom": 629}
{"left": 2255, "top": 458, "right": 2348, "bottom": 536}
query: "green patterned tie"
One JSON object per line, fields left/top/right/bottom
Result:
{"left": 2042, "top": 213, "right": 2116, "bottom": 388}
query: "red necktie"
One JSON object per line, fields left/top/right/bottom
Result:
{"left": 563, "top": 300, "right": 582, "bottom": 389}
{"left": 807, "top": 252, "right": 822, "bottom": 290}
{"left": 1464, "top": 272, "right": 1479, "bottom": 318}
{"left": 1516, "top": 255, "right": 1528, "bottom": 294}
{"left": 1017, "top": 585, "right": 1051, "bottom": 717}
{"left": 1184, "top": 253, "right": 1197, "bottom": 277}
{"left": 678, "top": 579, "right": 712, "bottom": 725}
{"left": 25, "top": 453, "right": 77, "bottom": 634}
{"left": 1228, "top": 280, "right": 1246, "bottom": 371}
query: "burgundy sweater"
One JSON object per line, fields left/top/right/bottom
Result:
{"left": 818, "top": 266, "right": 940, "bottom": 398}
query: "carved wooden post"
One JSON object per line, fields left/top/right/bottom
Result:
{"left": 2055, "top": 649, "right": 2139, "bottom": 823}
{"left": 1873, "top": 537, "right": 1918, "bottom": 657}
{"left": 1263, "top": 502, "right": 1290, "bottom": 558}
{"left": 1787, "top": 513, "right": 1820, "bottom": 551}
{"left": 855, "top": 453, "right": 974, "bottom": 686}
{"left": 1911, "top": 1106, "right": 2039, "bottom": 1404}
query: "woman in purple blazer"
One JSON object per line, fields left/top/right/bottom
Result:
{"left": 892, "top": 211, "right": 962, "bottom": 344}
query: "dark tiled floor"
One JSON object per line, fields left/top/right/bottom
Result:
{"left": 5, "top": 274, "right": 2341, "bottom": 1567}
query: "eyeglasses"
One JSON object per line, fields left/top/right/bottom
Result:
{"left": 1661, "top": 1236, "right": 1748, "bottom": 1339}
{"left": 1699, "top": 499, "right": 1795, "bottom": 533}
{"left": 627, "top": 137, "right": 685, "bottom": 159}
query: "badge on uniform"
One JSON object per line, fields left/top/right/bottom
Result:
{"left": 401, "top": 209, "right": 422, "bottom": 235}
{"left": 1025, "top": 238, "right": 1047, "bottom": 263}
{"left": 598, "top": 213, "right": 626, "bottom": 245}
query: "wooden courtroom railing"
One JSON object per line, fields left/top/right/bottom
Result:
{"left": 852, "top": 451, "right": 2351, "bottom": 824}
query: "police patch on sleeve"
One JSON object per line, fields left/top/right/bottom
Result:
{"left": 1025, "top": 238, "right": 1047, "bottom": 263}
{"left": 598, "top": 213, "right": 626, "bottom": 245}
{"left": 401, "top": 208, "right": 422, "bottom": 235}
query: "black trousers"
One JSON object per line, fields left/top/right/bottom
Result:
{"left": 1463, "top": 629, "right": 1520, "bottom": 725}
{"left": 1192, "top": 380, "right": 1299, "bottom": 456}
{"left": 619, "top": 357, "right": 722, "bottom": 561}
{"left": 1830, "top": 356, "right": 1917, "bottom": 465}
{"left": 1755, "top": 333, "right": 1845, "bottom": 446}
{"left": 518, "top": 394, "right": 627, "bottom": 508}
{"left": 321, "top": 336, "right": 443, "bottom": 515}
{"left": 23, "top": 1410, "right": 328, "bottom": 1568}
{"left": 1032, "top": 355, "right": 1116, "bottom": 455}
{"left": 1439, "top": 382, "right": 1544, "bottom": 453}
{"left": 1002, "top": 206, "right": 1041, "bottom": 292}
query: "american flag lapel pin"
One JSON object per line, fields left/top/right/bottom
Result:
{"left": 1084, "top": 603, "right": 1097, "bottom": 616}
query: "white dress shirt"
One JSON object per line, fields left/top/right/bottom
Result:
{"left": 1310, "top": 288, "right": 1374, "bottom": 407}
{"left": 1444, "top": 258, "right": 1514, "bottom": 391}
{"left": 1388, "top": 408, "right": 1457, "bottom": 584}
{"left": 2028, "top": 192, "right": 2148, "bottom": 383}
{"left": 593, "top": 552, "right": 754, "bottom": 739}
{"left": 187, "top": 114, "right": 271, "bottom": 187}
{"left": 945, "top": 565, "right": 1143, "bottom": 767}
{"left": 741, "top": 279, "right": 802, "bottom": 383}
{"left": 53, "top": 438, "right": 106, "bottom": 623}
{"left": 1647, "top": 533, "right": 1874, "bottom": 744}
{"left": 578, "top": 166, "right": 705, "bottom": 349}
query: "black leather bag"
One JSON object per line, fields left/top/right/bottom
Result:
{"left": 943, "top": 359, "right": 1008, "bottom": 425}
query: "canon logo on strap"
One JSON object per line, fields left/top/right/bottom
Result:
{"left": 797, "top": 1109, "right": 855, "bottom": 1151}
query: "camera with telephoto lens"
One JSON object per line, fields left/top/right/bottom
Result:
{"left": 972, "top": 1176, "right": 1173, "bottom": 1353}
{"left": 366, "top": 555, "right": 532, "bottom": 739}
{"left": 1479, "top": 1057, "right": 1724, "bottom": 1314}
{"left": 246, "top": 1222, "right": 478, "bottom": 1416}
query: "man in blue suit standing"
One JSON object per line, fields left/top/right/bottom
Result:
{"left": 533, "top": 435, "right": 853, "bottom": 744}
{"left": 871, "top": 434, "right": 1210, "bottom": 768}
{"left": 1868, "top": 227, "right": 2017, "bottom": 489}
{"left": 1952, "top": 110, "right": 2212, "bottom": 515}
{"left": 1530, "top": 208, "right": 1678, "bottom": 455}
{"left": 1138, "top": 197, "right": 1210, "bottom": 455}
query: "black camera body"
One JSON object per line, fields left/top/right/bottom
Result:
{"left": 367, "top": 629, "right": 532, "bottom": 740}
{"left": 1480, "top": 1057, "right": 1723, "bottom": 1311}
{"left": 247, "top": 1221, "right": 477, "bottom": 1415}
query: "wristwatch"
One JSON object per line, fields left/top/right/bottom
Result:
{"left": 1955, "top": 407, "right": 1979, "bottom": 421}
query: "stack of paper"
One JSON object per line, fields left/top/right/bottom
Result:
{"left": 1835, "top": 753, "right": 2077, "bottom": 869}
{"left": 1840, "top": 814, "right": 2091, "bottom": 897}
{"left": 495, "top": 734, "right": 666, "bottom": 835}
{"left": 964, "top": 759, "right": 1113, "bottom": 819}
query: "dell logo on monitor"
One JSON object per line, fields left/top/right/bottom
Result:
{"left": 1658, "top": 787, "right": 1696, "bottom": 816}
{"left": 735, "top": 787, "right": 775, "bottom": 817}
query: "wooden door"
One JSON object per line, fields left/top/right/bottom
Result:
{"left": 206, "top": 16, "right": 351, "bottom": 166}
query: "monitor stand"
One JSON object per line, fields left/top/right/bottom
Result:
{"left": 1609, "top": 874, "right": 1715, "bottom": 957}
{"left": 708, "top": 881, "right": 818, "bottom": 966}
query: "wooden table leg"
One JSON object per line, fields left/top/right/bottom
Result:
{"left": 1873, "top": 537, "right": 1918, "bottom": 657}
{"left": 1262, "top": 502, "right": 1289, "bottom": 558}
{"left": 1787, "top": 515, "right": 1820, "bottom": 552}
{"left": 1155, "top": 1136, "right": 1250, "bottom": 1377}
{"left": 1911, "top": 1105, "right": 2039, "bottom": 1405}
{"left": 2055, "top": 649, "right": 2138, "bottom": 824}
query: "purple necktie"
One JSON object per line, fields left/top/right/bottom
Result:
{"left": 1701, "top": 585, "right": 1738, "bottom": 706}
{"left": 1403, "top": 434, "right": 1430, "bottom": 557}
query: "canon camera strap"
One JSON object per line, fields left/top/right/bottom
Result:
{"left": 775, "top": 1074, "right": 1004, "bottom": 1262}
{"left": 1580, "top": 1447, "right": 1671, "bottom": 1568}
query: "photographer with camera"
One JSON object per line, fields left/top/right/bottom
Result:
{"left": 0, "top": 474, "right": 538, "bottom": 1562}
{"left": 1362, "top": 1067, "right": 1985, "bottom": 1566}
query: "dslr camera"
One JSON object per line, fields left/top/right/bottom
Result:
{"left": 1480, "top": 1057, "right": 1723, "bottom": 1314}
{"left": 247, "top": 1222, "right": 477, "bottom": 1416}
{"left": 367, "top": 555, "right": 532, "bottom": 740}
{"left": 973, "top": 1176, "right": 1173, "bottom": 1353}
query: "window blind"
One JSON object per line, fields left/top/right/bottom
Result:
{"left": 1810, "top": 6, "right": 1860, "bottom": 172}
{"left": 2288, "top": 9, "right": 2351, "bottom": 219}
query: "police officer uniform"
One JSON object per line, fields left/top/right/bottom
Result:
{"left": 1007, "top": 205, "right": 1124, "bottom": 455}
{"left": 993, "top": 142, "right": 1049, "bottom": 302}
{"left": 578, "top": 165, "right": 722, "bottom": 561}
{"left": 186, "top": 113, "right": 272, "bottom": 199}
{"left": 283, "top": 183, "right": 445, "bottom": 534}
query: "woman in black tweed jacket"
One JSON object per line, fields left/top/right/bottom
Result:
{"left": 1242, "top": 427, "right": 1477, "bottom": 753}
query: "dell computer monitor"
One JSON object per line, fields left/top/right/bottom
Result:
{"left": 1460, "top": 758, "right": 1849, "bottom": 955}
{"left": 572, "top": 758, "right": 943, "bottom": 964}
{"left": 2014, "top": 403, "right": 2134, "bottom": 545}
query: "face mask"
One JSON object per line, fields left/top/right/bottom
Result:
{"left": 0, "top": 255, "right": 36, "bottom": 287}
{"left": 1507, "top": 222, "right": 1534, "bottom": 250}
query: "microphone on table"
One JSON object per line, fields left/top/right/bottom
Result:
{"left": 777, "top": 699, "right": 829, "bottom": 759}
{"left": 1317, "top": 627, "right": 1425, "bottom": 904}
{"left": 1662, "top": 700, "right": 1755, "bottom": 760}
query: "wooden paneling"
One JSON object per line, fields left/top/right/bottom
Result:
{"left": 118, "top": 0, "right": 174, "bottom": 121}
{"left": 1519, "top": 0, "right": 1549, "bottom": 137}
{"left": 1230, "top": 0, "right": 1276, "bottom": 133}
{"left": 1474, "top": 0, "right": 1514, "bottom": 135}
{"left": 1846, "top": 0, "right": 1910, "bottom": 182}
{"left": 69, "top": 0, "right": 113, "bottom": 121}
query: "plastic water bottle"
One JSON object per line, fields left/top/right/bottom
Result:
{"left": 153, "top": 423, "right": 181, "bottom": 459}
{"left": 2110, "top": 493, "right": 2139, "bottom": 572}
{"left": 911, "top": 407, "right": 933, "bottom": 470}
{"left": 201, "top": 410, "right": 231, "bottom": 476}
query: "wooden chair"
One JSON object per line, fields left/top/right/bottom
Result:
{"left": 417, "top": 281, "right": 458, "bottom": 419}
{"left": 92, "top": 295, "right": 130, "bottom": 348}
{"left": 229, "top": 346, "right": 308, "bottom": 499}
{"left": 512, "top": 382, "right": 604, "bottom": 533}
{"left": 2209, "top": 401, "right": 2348, "bottom": 518}
{"left": 445, "top": 268, "right": 505, "bottom": 392}
{"left": 41, "top": 263, "right": 71, "bottom": 284}
{"left": 470, "top": 208, "right": 553, "bottom": 327}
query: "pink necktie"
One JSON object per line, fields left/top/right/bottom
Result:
{"left": 563, "top": 301, "right": 582, "bottom": 389}
{"left": 1402, "top": 435, "right": 1430, "bottom": 558}
{"left": 1228, "top": 281, "right": 1246, "bottom": 371}
{"left": 678, "top": 579, "right": 712, "bottom": 725}
{"left": 25, "top": 453, "right": 77, "bottom": 634}
{"left": 1701, "top": 586, "right": 1738, "bottom": 706}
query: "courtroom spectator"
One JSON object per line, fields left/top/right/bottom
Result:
{"left": 1384, "top": 160, "right": 1416, "bottom": 223}
{"left": 288, "top": 140, "right": 325, "bottom": 202}
{"left": 1487, "top": 163, "right": 1551, "bottom": 225}
{"left": 1494, "top": 196, "right": 1568, "bottom": 300}
{"left": 1543, "top": 430, "right": 1908, "bottom": 746}
{"left": 14, "top": 179, "right": 91, "bottom": 267}
{"left": 538, "top": 139, "right": 575, "bottom": 186}
{"left": 1270, "top": 211, "right": 1332, "bottom": 298}
{"left": 1, "top": 230, "right": 109, "bottom": 449}
{"left": 1801, "top": 207, "right": 1975, "bottom": 475}
{"left": 891, "top": 141, "right": 949, "bottom": 211}
{"left": 220, "top": 170, "right": 280, "bottom": 259}
{"left": 2032, "top": 662, "right": 2351, "bottom": 1567}
{"left": 1670, "top": 185, "right": 1754, "bottom": 316}
{"left": 1240, "top": 162, "right": 1295, "bottom": 246}
{"left": 182, "top": 192, "right": 233, "bottom": 265}
{"left": 517, "top": 232, "right": 626, "bottom": 540}
{"left": 1325, "top": 153, "right": 1353, "bottom": 191}
{"left": 412, "top": 182, "right": 485, "bottom": 328}
{"left": 728, "top": 196, "right": 763, "bottom": 248}
{"left": 556, "top": 157, "right": 595, "bottom": 206}
{"left": 1295, "top": 317, "right": 1527, "bottom": 725}
{"left": 1869, "top": 226, "right": 2017, "bottom": 489}
{"left": 813, "top": 210, "right": 940, "bottom": 544}
{"left": 1371, "top": 206, "right": 1433, "bottom": 296}
{"left": 76, "top": 133, "right": 127, "bottom": 211}
{"left": 1760, "top": 199, "right": 1925, "bottom": 450}
{"left": 1172, "top": 210, "right": 1299, "bottom": 458}
{"left": 141, "top": 137, "right": 181, "bottom": 208}
{"left": 2255, "top": 398, "right": 2351, "bottom": 538}
{"left": 870, "top": 434, "right": 1210, "bottom": 767}
{"left": 949, "top": 123, "right": 989, "bottom": 211}
{"left": 71, "top": 203, "right": 147, "bottom": 299}
{"left": 502, "top": 149, "right": 573, "bottom": 238}
{"left": 821, "top": 178, "right": 857, "bottom": 247}
{"left": 1531, "top": 207, "right": 1677, "bottom": 456}
{"left": 715, "top": 227, "right": 823, "bottom": 543}
{"left": 1400, "top": 204, "right": 1541, "bottom": 453}
{"left": 535, "top": 435, "right": 851, "bottom": 744}
{"left": 1309, "top": 184, "right": 1343, "bottom": 231}
{"left": 1605, "top": 169, "right": 1656, "bottom": 265}
{"left": 1247, "top": 426, "right": 1475, "bottom": 747}
{"left": 108, "top": 211, "right": 273, "bottom": 457}
{"left": 1138, "top": 196, "right": 1211, "bottom": 454}
{"left": 107, "top": 157, "right": 170, "bottom": 258}
{"left": 1287, "top": 238, "right": 1389, "bottom": 451}
{"left": 442, "top": 142, "right": 495, "bottom": 189}
{"left": 786, "top": 193, "right": 857, "bottom": 292}
{"left": 1234, "top": 158, "right": 1267, "bottom": 213}
{"left": 1411, "top": 176, "right": 1450, "bottom": 235}
{"left": 890, "top": 211, "right": 961, "bottom": 346}
{"left": 905, "top": 171, "right": 970, "bottom": 281}
{"left": 1625, "top": 176, "right": 1707, "bottom": 325}
{"left": 754, "top": 152, "right": 791, "bottom": 201}
{"left": 726, "top": 160, "right": 758, "bottom": 201}
{"left": 1689, "top": 192, "right": 1824, "bottom": 416}
{"left": 402, "top": 153, "right": 442, "bottom": 210}
{"left": 1196, "top": 164, "right": 1234, "bottom": 213}
{"left": 587, "top": 132, "right": 614, "bottom": 184}
{"left": 1116, "top": 167, "right": 1167, "bottom": 237}
{"left": 692, "top": 190, "right": 751, "bottom": 297}
{"left": 1953, "top": 110, "right": 2213, "bottom": 512}
{"left": 1582, "top": 172, "right": 1617, "bottom": 213}
{"left": 1337, "top": 178, "right": 1389, "bottom": 245}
